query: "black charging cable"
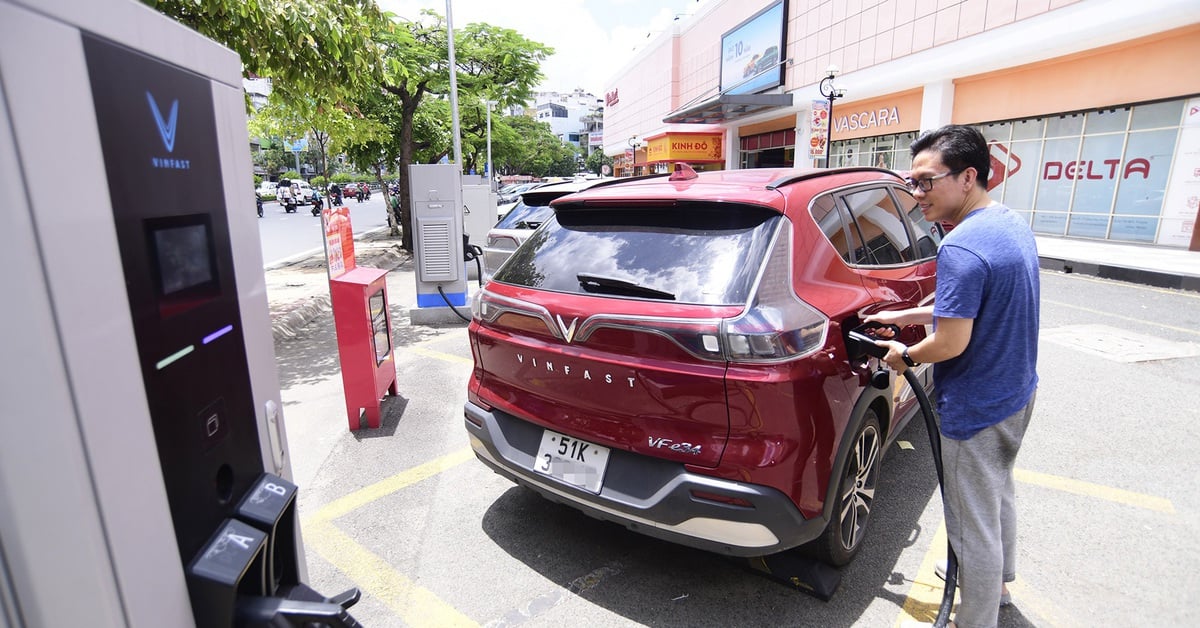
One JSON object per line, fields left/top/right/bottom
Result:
{"left": 436, "top": 238, "right": 486, "bottom": 323}
{"left": 902, "top": 367, "right": 958, "bottom": 628}
{"left": 846, "top": 324, "right": 957, "bottom": 627}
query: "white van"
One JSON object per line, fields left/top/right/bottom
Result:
{"left": 257, "top": 181, "right": 278, "bottom": 197}
{"left": 293, "top": 180, "right": 313, "bottom": 205}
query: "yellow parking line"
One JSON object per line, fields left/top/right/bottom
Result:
{"left": 310, "top": 448, "right": 475, "bottom": 522}
{"left": 1015, "top": 468, "right": 1176, "bottom": 514}
{"left": 409, "top": 345, "right": 474, "bottom": 366}
{"left": 304, "top": 518, "right": 478, "bottom": 628}
{"left": 897, "top": 522, "right": 1077, "bottom": 628}
{"left": 896, "top": 521, "right": 948, "bottom": 625}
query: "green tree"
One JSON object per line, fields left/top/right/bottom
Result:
{"left": 253, "top": 140, "right": 292, "bottom": 180}
{"left": 250, "top": 95, "right": 385, "bottom": 184}
{"left": 585, "top": 149, "right": 614, "bottom": 176}
{"left": 364, "top": 11, "right": 551, "bottom": 251}
{"left": 141, "top": 0, "right": 393, "bottom": 107}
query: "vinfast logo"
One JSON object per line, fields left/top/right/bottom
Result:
{"left": 147, "top": 91, "right": 190, "bottom": 170}
{"left": 147, "top": 92, "right": 178, "bottom": 152}
{"left": 555, "top": 314, "right": 578, "bottom": 343}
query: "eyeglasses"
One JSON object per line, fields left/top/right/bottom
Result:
{"left": 904, "top": 169, "right": 961, "bottom": 192}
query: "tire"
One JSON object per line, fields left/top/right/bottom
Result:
{"left": 809, "top": 409, "right": 882, "bottom": 566}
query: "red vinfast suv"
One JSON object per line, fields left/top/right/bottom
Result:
{"left": 464, "top": 165, "right": 940, "bottom": 565}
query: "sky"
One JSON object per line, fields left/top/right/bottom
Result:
{"left": 377, "top": 0, "right": 706, "bottom": 97}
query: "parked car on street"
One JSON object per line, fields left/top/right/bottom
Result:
{"left": 481, "top": 178, "right": 607, "bottom": 280}
{"left": 497, "top": 182, "right": 542, "bottom": 205}
{"left": 465, "top": 164, "right": 942, "bottom": 567}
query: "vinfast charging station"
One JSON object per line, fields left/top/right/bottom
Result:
{"left": 0, "top": 0, "right": 359, "bottom": 624}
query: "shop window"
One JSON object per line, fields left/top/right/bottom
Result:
{"left": 999, "top": 140, "right": 1042, "bottom": 212}
{"left": 1011, "top": 118, "right": 1044, "bottom": 141}
{"left": 982, "top": 122, "right": 1012, "bottom": 144}
{"left": 1131, "top": 100, "right": 1184, "bottom": 130}
{"left": 1085, "top": 108, "right": 1129, "bottom": 134}
{"left": 1034, "top": 136, "right": 1080, "bottom": 221}
{"left": 1111, "top": 128, "right": 1176, "bottom": 242}
{"left": 1045, "top": 113, "right": 1084, "bottom": 138}
{"left": 1068, "top": 133, "right": 1125, "bottom": 239}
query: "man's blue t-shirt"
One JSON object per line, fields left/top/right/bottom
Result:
{"left": 933, "top": 203, "right": 1040, "bottom": 439}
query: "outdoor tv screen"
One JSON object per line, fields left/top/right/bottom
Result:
{"left": 720, "top": 1, "right": 786, "bottom": 96}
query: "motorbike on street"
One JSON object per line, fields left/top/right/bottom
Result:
{"left": 310, "top": 190, "right": 323, "bottom": 216}
{"left": 256, "top": 192, "right": 263, "bottom": 218}
{"left": 278, "top": 178, "right": 297, "bottom": 213}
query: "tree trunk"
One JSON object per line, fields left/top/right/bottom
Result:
{"left": 395, "top": 94, "right": 420, "bottom": 252}
{"left": 373, "top": 162, "right": 400, "bottom": 237}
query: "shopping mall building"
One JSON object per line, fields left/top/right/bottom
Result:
{"left": 602, "top": 0, "right": 1200, "bottom": 249}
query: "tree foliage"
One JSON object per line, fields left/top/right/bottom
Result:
{"left": 585, "top": 149, "right": 614, "bottom": 176}
{"left": 362, "top": 10, "right": 552, "bottom": 250}
{"left": 141, "top": 0, "right": 399, "bottom": 106}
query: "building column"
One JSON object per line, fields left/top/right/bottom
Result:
{"left": 794, "top": 110, "right": 813, "bottom": 168}
{"left": 919, "top": 79, "right": 955, "bottom": 133}
{"left": 725, "top": 127, "right": 740, "bottom": 170}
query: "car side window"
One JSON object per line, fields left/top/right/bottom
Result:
{"left": 841, "top": 187, "right": 915, "bottom": 265}
{"left": 890, "top": 187, "right": 942, "bottom": 260}
{"left": 809, "top": 195, "right": 859, "bottom": 263}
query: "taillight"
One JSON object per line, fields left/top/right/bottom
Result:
{"left": 720, "top": 222, "right": 827, "bottom": 362}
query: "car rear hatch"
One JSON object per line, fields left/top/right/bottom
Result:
{"left": 469, "top": 200, "right": 815, "bottom": 470}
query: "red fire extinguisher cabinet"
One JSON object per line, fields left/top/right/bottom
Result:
{"left": 330, "top": 266, "right": 397, "bottom": 430}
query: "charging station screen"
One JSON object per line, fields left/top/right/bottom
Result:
{"left": 155, "top": 223, "right": 212, "bottom": 294}
{"left": 146, "top": 215, "right": 219, "bottom": 317}
{"left": 369, "top": 290, "right": 390, "bottom": 365}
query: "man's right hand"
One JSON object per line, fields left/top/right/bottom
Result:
{"left": 863, "top": 305, "right": 934, "bottom": 328}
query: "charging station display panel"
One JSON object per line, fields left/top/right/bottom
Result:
{"left": 83, "top": 33, "right": 264, "bottom": 564}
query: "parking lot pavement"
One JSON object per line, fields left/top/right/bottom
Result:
{"left": 269, "top": 239, "right": 1200, "bottom": 627}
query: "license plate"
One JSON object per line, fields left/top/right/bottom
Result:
{"left": 533, "top": 430, "right": 611, "bottom": 494}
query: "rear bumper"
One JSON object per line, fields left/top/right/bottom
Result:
{"left": 464, "top": 401, "right": 826, "bottom": 557}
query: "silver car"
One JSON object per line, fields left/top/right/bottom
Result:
{"left": 483, "top": 179, "right": 611, "bottom": 279}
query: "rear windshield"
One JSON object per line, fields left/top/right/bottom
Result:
{"left": 492, "top": 203, "right": 781, "bottom": 306}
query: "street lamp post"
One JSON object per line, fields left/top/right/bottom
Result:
{"left": 818, "top": 65, "right": 845, "bottom": 169}
{"left": 484, "top": 99, "right": 496, "bottom": 190}
{"left": 628, "top": 135, "right": 643, "bottom": 176}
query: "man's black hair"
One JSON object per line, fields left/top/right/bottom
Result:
{"left": 910, "top": 124, "right": 990, "bottom": 190}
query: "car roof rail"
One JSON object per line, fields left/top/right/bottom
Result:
{"left": 765, "top": 166, "right": 899, "bottom": 191}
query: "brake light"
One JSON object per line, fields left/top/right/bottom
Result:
{"left": 720, "top": 222, "right": 828, "bottom": 362}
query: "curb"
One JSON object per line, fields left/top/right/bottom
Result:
{"left": 269, "top": 241, "right": 410, "bottom": 343}
{"left": 271, "top": 294, "right": 332, "bottom": 341}
{"left": 1038, "top": 257, "right": 1200, "bottom": 292}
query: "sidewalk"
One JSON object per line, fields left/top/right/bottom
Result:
{"left": 1035, "top": 236, "right": 1200, "bottom": 292}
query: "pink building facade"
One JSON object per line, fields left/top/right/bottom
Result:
{"left": 604, "top": 0, "right": 1200, "bottom": 248}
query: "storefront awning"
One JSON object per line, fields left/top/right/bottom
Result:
{"left": 662, "top": 93, "right": 794, "bottom": 124}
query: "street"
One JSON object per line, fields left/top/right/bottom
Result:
{"left": 257, "top": 194, "right": 391, "bottom": 267}
{"left": 271, "top": 259, "right": 1200, "bottom": 627}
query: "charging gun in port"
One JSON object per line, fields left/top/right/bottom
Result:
{"left": 845, "top": 321, "right": 900, "bottom": 360}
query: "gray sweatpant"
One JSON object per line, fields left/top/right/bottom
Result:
{"left": 941, "top": 393, "right": 1036, "bottom": 628}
